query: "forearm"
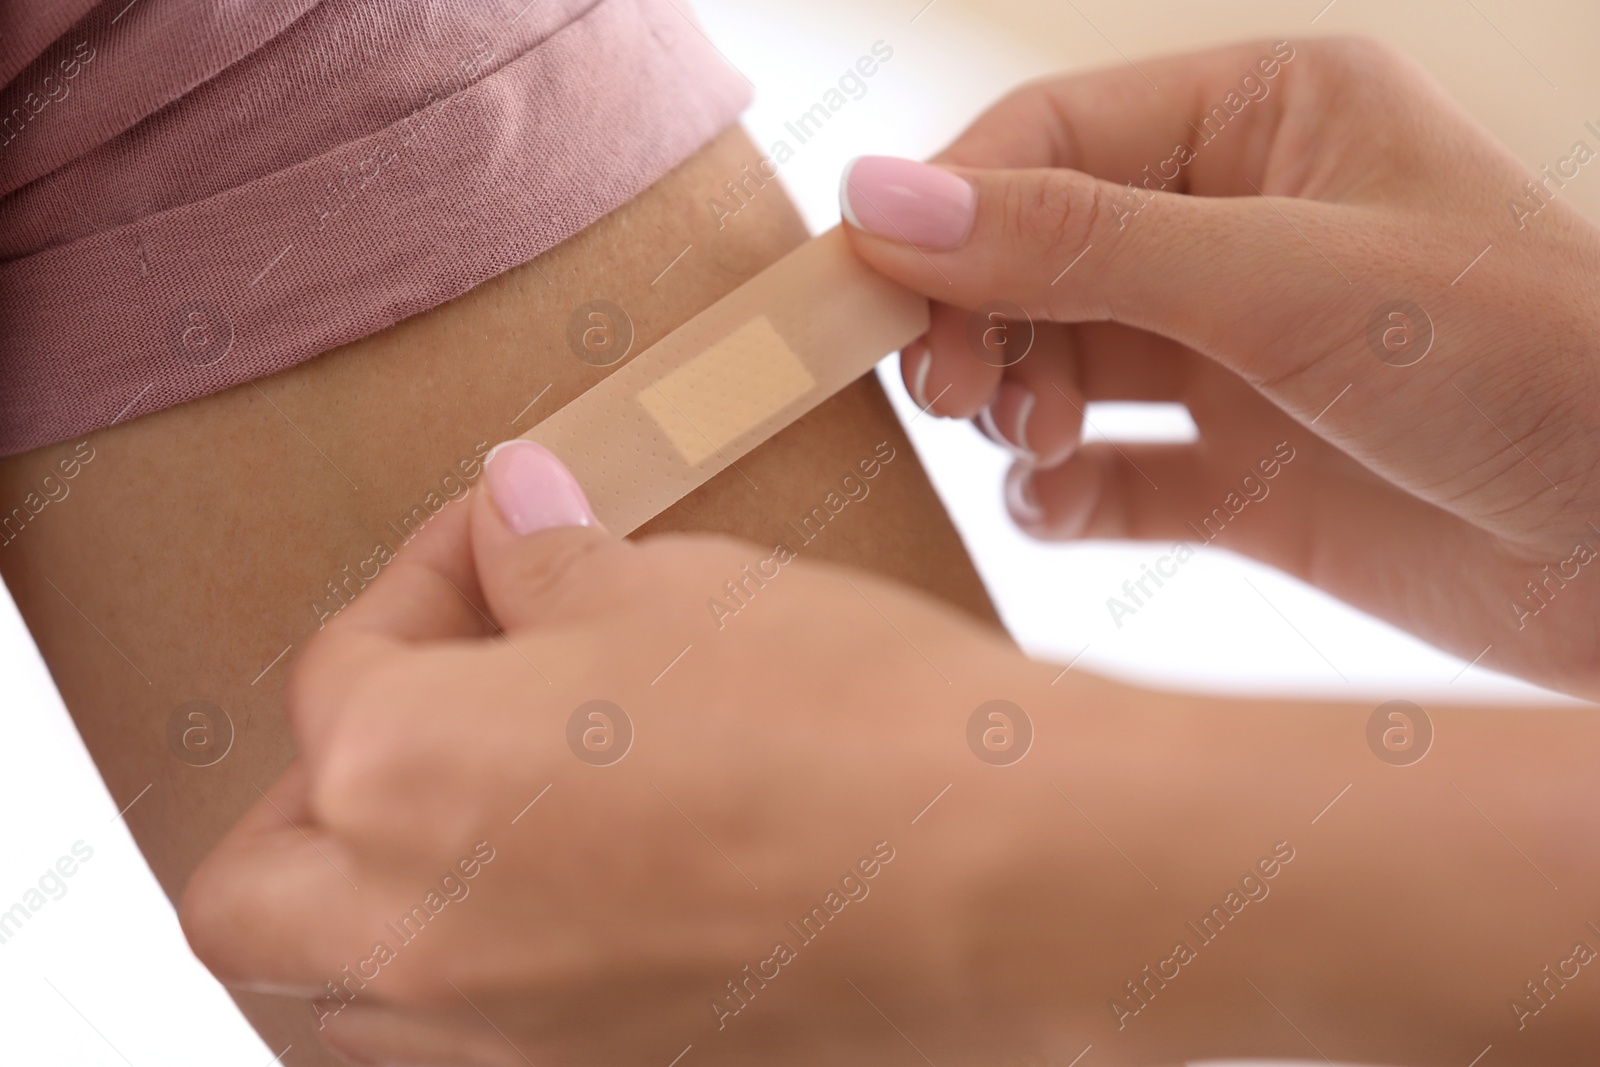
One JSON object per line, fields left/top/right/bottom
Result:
{"left": 937, "top": 665, "right": 1600, "bottom": 1064}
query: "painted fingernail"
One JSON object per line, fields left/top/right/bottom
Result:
{"left": 1005, "top": 463, "right": 1044, "bottom": 527}
{"left": 978, "top": 382, "right": 1038, "bottom": 460}
{"left": 484, "top": 439, "right": 596, "bottom": 534}
{"left": 977, "top": 404, "right": 1006, "bottom": 448}
{"left": 1014, "top": 390, "right": 1036, "bottom": 456}
{"left": 841, "top": 156, "right": 976, "bottom": 251}
{"left": 907, "top": 343, "right": 934, "bottom": 411}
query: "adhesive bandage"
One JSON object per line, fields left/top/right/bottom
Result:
{"left": 524, "top": 227, "right": 929, "bottom": 535}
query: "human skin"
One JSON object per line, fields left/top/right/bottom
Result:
{"left": 182, "top": 442, "right": 1600, "bottom": 1066}
{"left": 0, "top": 126, "right": 994, "bottom": 1063}
{"left": 14, "top": 34, "right": 1600, "bottom": 1067}
{"left": 843, "top": 36, "right": 1600, "bottom": 699}
{"left": 176, "top": 35, "right": 1600, "bottom": 1066}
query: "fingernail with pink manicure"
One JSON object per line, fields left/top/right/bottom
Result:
{"left": 1005, "top": 464, "right": 1044, "bottom": 528}
{"left": 906, "top": 342, "right": 936, "bottom": 411}
{"left": 841, "top": 156, "right": 976, "bottom": 251}
{"left": 978, "top": 382, "right": 1038, "bottom": 461}
{"left": 484, "top": 440, "right": 596, "bottom": 534}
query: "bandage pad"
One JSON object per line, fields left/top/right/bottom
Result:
{"left": 524, "top": 227, "right": 930, "bottom": 535}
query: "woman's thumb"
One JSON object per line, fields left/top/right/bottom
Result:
{"left": 841, "top": 154, "right": 1116, "bottom": 312}
{"left": 471, "top": 439, "right": 619, "bottom": 634}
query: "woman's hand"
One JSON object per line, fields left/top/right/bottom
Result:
{"left": 179, "top": 441, "right": 1600, "bottom": 1065}
{"left": 177, "top": 440, "right": 1047, "bottom": 1066}
{"left": 841, "top": 36, "right": 1600, "bottom": 698}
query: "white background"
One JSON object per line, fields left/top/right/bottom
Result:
{"left": 0, "top": 0, "right": 1588, "bottom": 1063}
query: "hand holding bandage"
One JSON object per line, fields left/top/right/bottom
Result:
{"left": 175, "top": 446, "right": 1600, "bottom": 1066}
{"left": 178, "top": 441, "right": 1040, "bottom": 1067}
{"left": 843, "top": 37, "right": 1600, "bottom": 700}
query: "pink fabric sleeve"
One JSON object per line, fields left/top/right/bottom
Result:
{"left": 0, "top": 0, "right": 751, "bottom": 456}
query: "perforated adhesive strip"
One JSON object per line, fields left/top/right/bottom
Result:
{"left": 523, "top": 227, "right": 930, "bottom": 535}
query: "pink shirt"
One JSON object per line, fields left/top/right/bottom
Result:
{"left": 0, "top": 0, "right": 750, "bottom": 456}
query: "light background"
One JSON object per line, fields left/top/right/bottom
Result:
{"left": 2, "top": 0, "right": 1595, "bottom": 1062}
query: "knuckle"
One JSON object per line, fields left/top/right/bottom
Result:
{"left": 307, "top": 648, "right": 508, "bottom": 838}
{"left": 309, "top": 765, "right": 379, "bottom": 841}
{"left": 307, "top": 672, "right": 417, "bottom": 830}
{"left": 502, "top": 528, "right": 621, "bottom": 620}
{"left": 310, "top": 745, "right": 381, "bottom": 834}
{"left": 1304, "top": 34, "right": 1412, "bottom": 85}
{"left": 1004, "top": 173, "right": 1097, "bottom": 267}
{"left": 177, "top": 861, "right": 245, "bottom": 982}
{"left": 378, "top": 950, "right": 467, "bottom": 1011}
{"left": 282, "top": 638, "right": 333, "bottom": 738}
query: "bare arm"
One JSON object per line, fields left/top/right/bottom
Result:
{"left": 0, "top": 125, "right": 994, "bottom": 1061}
